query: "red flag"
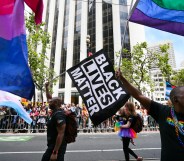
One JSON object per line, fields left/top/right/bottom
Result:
{"left": 0, "top": 0, "right": 15, "bottom": 15}
{"left": 24, "top": 0, "right": 43, "bottom": 24}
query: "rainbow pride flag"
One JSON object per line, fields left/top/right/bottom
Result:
{"left": 130, "top": 0, "right": 184, "bottom": 36}
{"left": 0, "top": 0, "right": 43, "bottom": 100}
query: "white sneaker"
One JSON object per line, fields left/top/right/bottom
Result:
{"left": 137, "top": 156, "right": 143, "bottom": 161}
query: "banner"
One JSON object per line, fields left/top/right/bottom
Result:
{"left": 67, "top": 50, "right": 130, "bottom": 126}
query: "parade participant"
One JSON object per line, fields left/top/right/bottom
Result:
{"left": 115, "top": 102, "right": 143, "bottom": 161}
{"left": 116, "top": 69, "right": 184, "bottom": 161}
{"left": 41, "top": 82, "right": 71, "bottom": 161}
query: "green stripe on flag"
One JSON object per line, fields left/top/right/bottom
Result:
{"left": 0, "top": 136, "right": 33, "bottom": 142}
{"left": 153, "top": 0, "right": 184, "bottom": 11}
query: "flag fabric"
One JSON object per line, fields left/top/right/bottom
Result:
{"left": 24, "top": 0, "right": 43, "bottom": 25}
{"left": 67, "top": 49, "right": 130, "bottom": 126}
{"left": 0, "top": 0, "right": 15, "bottom": 15}
{"left": 0, "top": 90, "right": 32, "bottom": 124}
{"left": 0, "top": 0, "right": 43, "bottom": 100}
{"left": 165, "top": 81, "right": 176, "bottom": 100}
{"left": 129, "top": 0, "right": 184, "bottom": 36}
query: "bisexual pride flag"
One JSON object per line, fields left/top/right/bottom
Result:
{"left": 0, "top": 0, "right": 43, "bottom": 100}
{"left": 130, "top": 0, "right": 184, "bottom": 36}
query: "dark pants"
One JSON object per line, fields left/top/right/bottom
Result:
{"left": 122, "top": 137, "right": 138, "bottom": 161}
{"left": 41, "top": 144, "right": 67, "bottom": 161}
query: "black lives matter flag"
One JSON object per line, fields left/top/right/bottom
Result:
{"left": 67, "top": 50, "right": 130, "bottom": 126}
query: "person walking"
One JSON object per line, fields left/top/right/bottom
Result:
{"left": 116, "top": 69, "right": 184, "bottom": 161}
{"left": 117, "top": 102, "right": 143, "bottom": 161}
{"left": 41, "top": 82, "right": 71, "bottom": 161}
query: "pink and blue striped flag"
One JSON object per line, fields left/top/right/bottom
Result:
{"left": 0, "top": 0, "right": 43, "bottom": 100}
{"left": 0, "top": 90, "right": 32, "bottom": 124}
{"left": 130, "top": 0, "right": 184, "bottom": 36}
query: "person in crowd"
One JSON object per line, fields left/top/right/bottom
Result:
{"left": 81, "top": 105, "right": 88, "bottom": 129}
{"left": 37, "top": 105, "right": 47, "bottom": 132}
{"left": 70, "top": 103, "right": 76, "bottom": 112}
{"left": 142, "top": 109, "right": 149, "bottom": 130}
{"left": 30, "top": 107, "right": 39, "bottom": 133}
{"left": 0, "top": 107, "right": 6, "bottom": 121}
{"left": 75, "top": 104, "right": 82, "bottom": 128}
{"left": 116, "top": 69, "right": 184, "bottom": 161}
{"left": 135, "top": 104, "right": 142, "bottom": 116}
{"left": 41, "top": 82, "right": 71, "bottom": 161}
{"left": 116, "top": 102, "right": 143, "bottom": 161}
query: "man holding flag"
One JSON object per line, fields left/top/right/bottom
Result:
{"left": 116, "top": 69, "right": 184, "bottom": 161}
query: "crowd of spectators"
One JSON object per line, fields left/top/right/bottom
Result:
{"left": 0, "top": 102, "right": 158, "bottom": 133}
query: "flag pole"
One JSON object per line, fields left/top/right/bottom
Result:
{"left": 49, "top": 71, "right": 66, "bottom": 83}
{"left": 118, "top": 0, "right": 135, "bottom": 68}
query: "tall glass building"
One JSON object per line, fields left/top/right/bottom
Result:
{"left": 41, "top": 0, "right": 133, "bottom": 104}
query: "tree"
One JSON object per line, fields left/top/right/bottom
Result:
{"left": 156, "top": 44, "right": 173, "bottom": 81}
{"left": 116, "top": 42, "right": 172, "bottom": 93}
{"left": 26, "top": 13, "right": 56, "bottom": 103}
{"left": 172, "top": 69, "right": 184, "bottom": 86}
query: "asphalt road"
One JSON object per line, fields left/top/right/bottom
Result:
{"left": 0, "top": 132, "right": 161, "bottom": 161}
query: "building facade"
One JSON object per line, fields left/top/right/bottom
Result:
{"left": 38, "top": 0, "right": 138, "bottom": 104}
{"left": 148, "top": 41, "right": 176, "bottom": 69}
{"left": 148, "top": 41, "right": 176, "bottom": 104}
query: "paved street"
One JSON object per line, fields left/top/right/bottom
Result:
{"left": 0, "top": 132, "right": 161, "bottom": 161}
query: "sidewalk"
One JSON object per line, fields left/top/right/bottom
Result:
{"left": 99, "top": 160, "right": 160, "bottom": 161}
{"left": 99, "top": 159, "right": 160, "bottom": 161}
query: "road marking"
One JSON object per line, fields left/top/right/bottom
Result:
{"left": 0, "top": 147, "right": 161, "bottom": 154}
{"left": 67, "top": 148, "right": 161, "bottom": 153}
{"left": 0, "top": 136, "right": 33, "bottom": 142}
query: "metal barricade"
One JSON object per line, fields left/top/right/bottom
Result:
{"left": 0, "top": 114, "right": 47, "bottom": 133}
{"left": 0, "top": 114, "right": 158, "bottom": 133}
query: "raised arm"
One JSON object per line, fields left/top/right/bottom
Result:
{"left": 45, "top": 82, "right": 52, "bottom": 101}
{"left": 116, "top": 69, "right": 151, "bottom": 111}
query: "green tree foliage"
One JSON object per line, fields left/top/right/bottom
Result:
{"left": 172, "top": 69, "right": 184, "bottom": 86}
{"left": 26, "top": 13, "right": 56, "bottom": 103}
{"left": 116, "top": 42, "right": 172, "bottom": 92}
{"left": 156, "top": 44, "right": 173, "bottom": 81}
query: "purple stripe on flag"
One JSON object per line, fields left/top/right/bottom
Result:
{"left": 0, "top": 0, "right": 25, "bottom": 40}
{"left": 130, "top": 9, "right": 184, "bottom": 36}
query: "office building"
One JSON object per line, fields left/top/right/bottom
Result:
{"left": 36, "top": 0, "right": 145, "bottom": 104}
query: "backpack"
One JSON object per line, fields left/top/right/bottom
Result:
{"left": 132, "top": 114, "right": 143, "bottom": 133}
{"left": 65, "top": 113, "right": 78, "bottom": 144}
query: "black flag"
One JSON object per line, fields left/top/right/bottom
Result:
{"left": 67, "top": 49, "right": 130, "bottom": 126}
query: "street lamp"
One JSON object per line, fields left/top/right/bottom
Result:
{"left": 86, "top": 35, "right": 92, "bottom": 57}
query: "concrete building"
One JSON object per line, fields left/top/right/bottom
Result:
{"left": 148, "top": 41, "right": 176, "bottom": 69}
{"left": 36, "top": 0, "right": 145, "bottom": 104}
{"left": 180, "top": 60, "right": 184, "bottom": 68}
{"left": 148, "top": 41, "right": 176, "bottom": 104}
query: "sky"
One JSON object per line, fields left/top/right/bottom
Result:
{"left": 144, "top": 26, "right": 184, "bottom": 69}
